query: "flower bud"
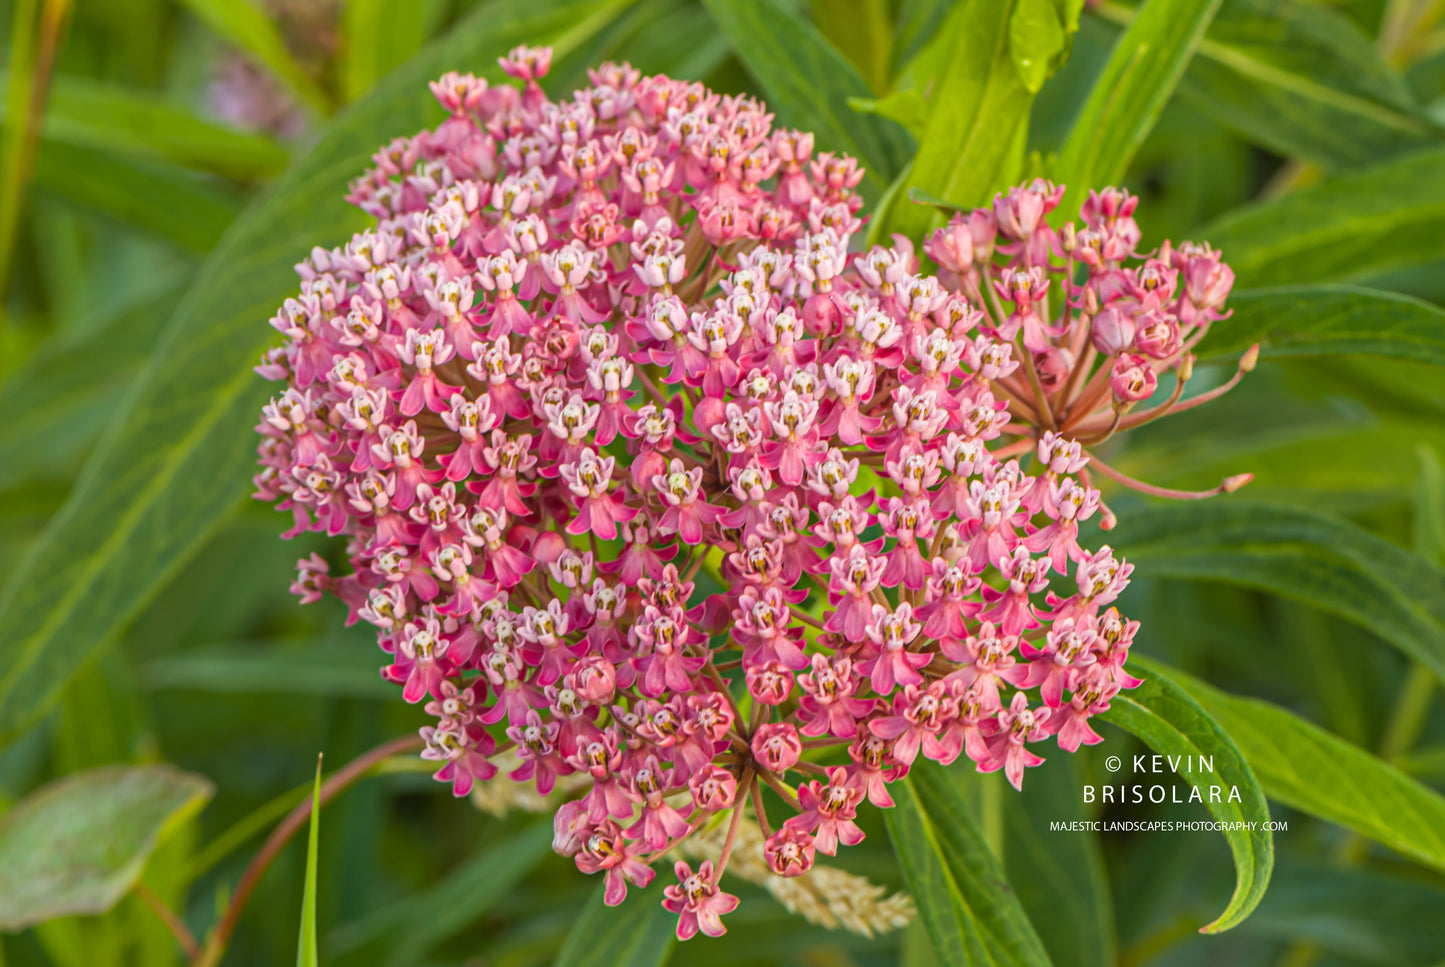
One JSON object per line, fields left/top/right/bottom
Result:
{"left": 1090, "top": 306, "right": 1135, "bottom": 355}
{"left": 569, "top": 656, "right": 617, "bottom": 704}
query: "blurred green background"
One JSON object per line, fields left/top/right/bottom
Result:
{"left": 2, "top": 0, "right": 1445, "bottom": 965}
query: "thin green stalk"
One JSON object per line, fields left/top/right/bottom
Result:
{"left": 0, "top": 0, "right": 71, "bottom": 350}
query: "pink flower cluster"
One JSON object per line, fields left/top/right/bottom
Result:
{"left": 255, "top": 48, "right": 1251, "bottom": 940}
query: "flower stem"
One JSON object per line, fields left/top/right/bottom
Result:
{"left": 714, "top": 767, "right": 753, "bottom": 880}
{"left": 1087, "top": 452, "right": 1252, "bottom": 501}
{"left": 749, "top": 776, "right": 773, "bottom": 838}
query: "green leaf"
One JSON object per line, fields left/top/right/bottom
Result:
{"left": 0, "top": 0, "right": 634, "bottom": 748}
{"left": 892, "top": 0, "right": 954, "bottom": 75}
{"left": 1197, "top": 285, "right": 1445, "bottom": 365}
{"left": 1197, "top": 147, "right": 1445, "bottom": 286}
{"left": 1122, "top": 420, "right": 1445, "bottom": 500}
{"left": 552, "top": 884, "right": 677, "bottom": 967}
{"left": 884, "top": 0, "right": 1042, "bottom": 240}
{"left": 1055, "top": 0, "right": 1222, "bottom": 219}
{"left": 0, "top": 0, "right": 41, "bottom": 290}
{"left": 141, "top": 638, "right": 394, "bottom": 699}
{"left": 1105, "top": 500, "right": 1445, "bottom": 685}
{"left": 699, "top": 0, "right": 912, "bottom": 197}
{"left": 328, "top": 822, "right": 553, "bottom": 967}
{"left": 811, "top": 0, "right": 893, "bottom": 93}
{"left": 297, "top": 757, "right": 321, "bottom": 967}
{"left": 31, "top": 142, "right": 243, "bottom": 253}
{"left": 1182, "top": 0, "right": 1442, "bottom": 172}
{"left": 1003, "top": 756, "right": 1116, "bottom": 967}
{"left": 884, "top": 763, "right": 1052, "bottom": 967}
{"left": 1417, "top": 445, "right": 1445, "bottom": 567}
{"left": 1244, "top": 861, "right": 1445, "bottom": 965}
{"left": 174, "top": 0, "right": 332, "bottom": 116}
{"left": 13, "top": 76, "right": 291, "bottom": 180}
{"left": 340, "top": 0, "right": 448, "bottom": 103}
{"left": 1146, "top": 658, "right": 1445, "bottom": 876}
{"left": 0, "top": 273, "right": 187, "bottom": 490}
{"left": 1087, "top": 0, "right": 1441, "bottom": 174}
{"left": 1009, "top": 0, "right": 1067, "bottom": 94}
{"left": 0, "top": 765, "right": 213, "bottom": 929}
{"left": 1098, "top": 667, "right": 1273, "bottom": 933}
{"left": 849, "top": 88, "right": 930, "bottom": 140}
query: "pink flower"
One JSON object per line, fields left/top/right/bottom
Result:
{"left": 982, "top": 693, "right": 1052, "bottom": 791}
{"left": 577, "top": 820, "right": 656, "bottom": 906}
{"left": 787, "top": 766, "right": 865, "bottom": 855}
{"left": 765, "top": 826, "right": 816, "bottom": 876}
{"left": 663, "top": 861, "right": 739, "bottom": 939}
{"left": 868, "top": 680, "right": 961, "bottom": 765}
{"left": 254, "top": 48, "right": 1252, "bottom": 934}
{"left": 1110, "top": 353, "right": 1157, "bottom": 403}
{"left": 751, "top": 722, "right": 802, "bottom": 773}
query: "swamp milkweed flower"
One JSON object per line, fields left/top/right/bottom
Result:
{"left": 256, "top": 46, "right": 1252, "bottom": 940}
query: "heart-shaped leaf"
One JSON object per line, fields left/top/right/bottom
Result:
{"left": 0, "top": 765, "right": 213, "bottom": 929}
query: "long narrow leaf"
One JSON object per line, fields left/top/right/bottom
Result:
{"left": 811, "top": 0, "right": 893, "bottom": 93}
{"left": 1055, "top": 0, "right": 1222, "bottom": 219}
{"left": 1099, "top": 667, "right": 1273, "bottom": 932}
{"left": 328, "top": 822, "right": 553, "bottom": 967}
{"left": 1088, "top": 0, "right": 1441, "bottom": 173}
{"left": 1004, "top": 756, "right": 1116, "bottom": 967}
{"left": 340, "top": 0, "right": 447, "bottom": 102}
{"left": 31, "top": 142, "right": 242, "bottom": 252}
{"left": 1243, "top": 861, "right": 1445, "bottom": 963}
{"left": 1197, "top": 285, "right": 1445, "bottom": 365}
{"left": 2, "top": 76, "right": 291, "bottom": 179}
{"left": 884, "top": 763, "right": 1053, "bottom": 967}
{"left": 1146, "top": 658, "right": 1445, "bottom": 876}
{"left": 553, "top": 886, "right": 676, "bottom": 967}
{"left": 1105, "top": 501, "right": 1445, "bottom": 684}
{"left": 175, "top": 0, "right": 331, "bottom": 116}
{"left": 884, "top": 0, "right": 1045, "bottom": 240}
{"left": 1198, "top": 146, "right": 1445, "bottom": 286}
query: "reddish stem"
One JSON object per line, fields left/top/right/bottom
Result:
{"left": 136, "top": 881, "right": 199, "bottom": 960}
{"left": 1088, "top": 453, "right": 1253, "bottom": 500}
{"left": 713, "top": 767, "right": 753, "bottom": 880}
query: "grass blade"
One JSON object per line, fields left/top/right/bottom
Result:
{"left": 297, "top": 756, "right": 322, "bottom": 967}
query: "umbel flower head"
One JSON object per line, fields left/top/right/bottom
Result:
{"left": 256, "top": 45, "right": 1252, "bottom": 940}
